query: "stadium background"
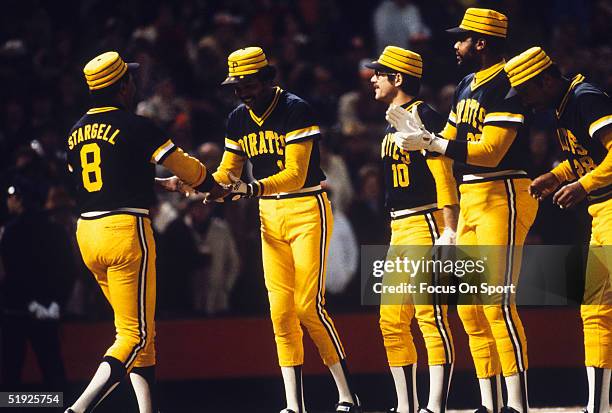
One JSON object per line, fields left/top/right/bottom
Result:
{"left": 0, "top": 0, "right": 610, "bottom": 411}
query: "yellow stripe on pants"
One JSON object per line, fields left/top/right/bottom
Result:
{"left": 76, "top": 214, "right": 157, "bottom": 369}
{"left": 380, "top": 210, "right": 455, "bottom": 367}
{"left": 260, "top": 192, "right": 345, "bottom": 367}
{"left": 456, "top": 178, "right": 537, "bottom": 378}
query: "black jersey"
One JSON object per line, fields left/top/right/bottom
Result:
{"left": 447, "top": 61, "right": 530, "bottom": 181}
{"left": 556, "top": 74, "right": 612, "bottom": 204}
{"left": 382, "top": 99, "right": 445, "bottom": 212}
{"left": 66, "top": 106, "right": 176, "bottom": 213}
{"left": 223, "top": 87, "right": 325, "bottom": 189}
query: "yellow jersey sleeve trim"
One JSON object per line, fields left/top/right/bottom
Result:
{"left": 213, "top": 151, "right": 246, "bottom": 186}
{"left": 151, "top": 139, "right": 176, "bottom": 164}
{"left": 484, "top": 112, "right": 525, "bottom": 124}
{"left": 285, "top": 126, "right": 320, "bottom": 142}
{"left": 224, "top": 138, "right": 244, "bottom": 153}
{"left": 439, "top": 122, "right": 457, "bottom": 140}
{"left": 259, "top": 140, "right": 313, "bottom": 195}
{"left": 588, "top": 115, "right": 612, "bottom": 138}
{"left": 578, "top": 132, "right": 612, "bottom": 193}
{"left": 161, "top": 147, "right": 207, "bottom": 188}
{"left": 550, "top": 160, "right": 576, "bottom": 183}
{"left": 448, "top": 111, "right": 457, "bottom": 125}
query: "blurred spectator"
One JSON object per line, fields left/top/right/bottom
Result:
{"left": 373, "top": 0, "right": 431, "bottom": 54}
{"left": 320, "top": 142, "right": 354, "bottom": 213}
{"left": 325, "top": 197, "right": 359, "bottom": 295}
{"left": 348, "top": 164, "right": 389, "bottom": 246}
{"left": 0, "top": 177, "right": 75, "bottom": 389}
{"left": 160, "top": 199, "right": 240, "bottom": 316}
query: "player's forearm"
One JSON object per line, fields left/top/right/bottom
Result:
{"left": 442, "top": 125, "right": 517, "bottom": 167}
{"left": 161, "top": 147, "right": 214, "bottom": 192}
{"left": 438, "top": 121, "right": 457, "bottom": 140}
{"left": 426, "top": 156, "right": 458, "bottom": 207}
{"left": 578, "top": 133, "right": 612, "bottom": 193}
{"left": 213, "top": 151, "right": 246, "bottom": 186}
{"left": 257, "top": 140, "right": 313, "bottom": 195}
{"left": 550, "top": 160, "right": 576, "bottom": 183}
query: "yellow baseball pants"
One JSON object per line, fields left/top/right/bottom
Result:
{"left": 457, "top": 178, "right": 537, "bottom": 378}
{"left": 583, "top": 197, "right": 612, "bottom": 368}
{"left": 259, "top": 192, "right": 346, "bottom": 367}
{"left": 380, "top": 210, "right": 455, "bottom": 367}
{"left": 76, "top": 214, "right": 156, "bottom": 369}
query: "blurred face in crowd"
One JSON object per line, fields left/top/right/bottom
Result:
{"left": 370, "top": 70, "right": 399, "bottom": 103}
{"left": 6, "top": 188, "right": 23, "bottom": 215}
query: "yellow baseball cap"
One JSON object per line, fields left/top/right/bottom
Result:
{"left": 83, "top": 51, "right": 139, "bottom": 91}
{"left": 447, "top": 8, "right": 508, "bottom": 38}
{"left": 366, "top": 46, "right": 423, "bottom": 79}
{"left": 505, "top": 47, "right": 553, "bottom": 87}
{"left": 222, "top": 47, "right": 270, "bottom": 85}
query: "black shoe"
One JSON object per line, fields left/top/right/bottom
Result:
{"left": 335, "top": 401, "right": 362, "bottom": 412}
{"left": 387, "top": 409, "right": 398, "bottom": 413}
{"left": 65, "top": 410, "right": 75, "bottom": 413}
{"left": 279, "top": 410, "right": 297, "bottom": 413}
{"left": 500, "top": 408, "right": 520, "bottom": 413}
{"left": 473, "top": 406, "right": 489, "bottom": 413}
{"left": 419, "top": 409, "right": 434, "bottom": 413}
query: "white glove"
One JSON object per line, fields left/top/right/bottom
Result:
{"left": 386, "top": 105, "right": 448, "bottom": 154}
{"left": 435, "top": 228, "right": 457, "bottom": 246}
{"left": 227, "top": 172, "right": 258, "bottom": 200}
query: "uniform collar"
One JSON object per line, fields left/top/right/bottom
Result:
{"left": 87, "top": 106, "right": 120, "bottom": 114}
{"left": 248, "top": 86, "right": 282, "bottom": 127}
{"left": 400, "top": 97, "right": 422, "bottom": 111}
{"left": 556, "top": 74, "right": 586, "bottom": 118}
{"left": 471, "top": 60, "right": 505, "bottom": 91}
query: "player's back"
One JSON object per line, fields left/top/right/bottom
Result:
{"left": 67, "top": 106, "right": 164, "bottom": 214}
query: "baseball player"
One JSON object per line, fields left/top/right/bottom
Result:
{"left": 367, "top": 46, "right": 458, "bottom": 413}
{"left": 207, "top": 46, "right": 360, "bottom": 413}
{"left": 64, "top": 51, "right": 227, "bottom": 413}
{"left": 505, "top": 47, "right": 612, "bottom": 413}
{"left": 388, "top": 9, "right": 538, "bottom": 413}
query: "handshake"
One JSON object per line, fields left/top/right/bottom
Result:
{"left": 156, "top": 172, "right": 257, "bottom": 203}
{"left": 386, "top": 105, "right": 448, "bottom": 154}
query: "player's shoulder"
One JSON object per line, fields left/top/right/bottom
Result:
{"left": 416, "top": 100, "right": 444, "bottom": 130}
{"left": 457, "top": 73, "right": 475, "bottom": 93}
{"left": 281, "top": 89, "right": 312, "bottom": 109}
{"left": 227, "top": 103, "right": 249, "bottom": 121}
{"left": 573, "top": 80, "right": 609, "bottom": 101}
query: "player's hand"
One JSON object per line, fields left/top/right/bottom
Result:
{"left": 552, "top": 181, "right": 587, "bottom": 209}
{"left": 156, "top": 176, "right": 196, "bottom": 197}
{"left": 386, "top": 105, "right": 422, "bottom": 133}
{"left": 204, "top": 181, "right": 232, "bottom": 204}
{"left": 528, "top": 172, "right": 561, "bottom": 201}
{"left": 392, "top": 130, "right": 435, "bottom": 151}
{"left": 435, "top": 228, "right": 456, "bottom": 246}
{"left": 226, "top": 171, "right": 259, "bottom": 200}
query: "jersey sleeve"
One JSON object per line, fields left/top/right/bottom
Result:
{"left": 137, "top": 117, "right": 177, "bottom": 164}
{"left": 224, "top": 109, "right": 247, "bottom": 157}
{"left": 483, "top": 91, "right": 526, "bottom": 128}
{"left": 418, "top": 103, "right": 445, "bottom": 134}
{"left": 284, "top": 100, "right": 321, "bottom": 145}
{"left": 577, "top": 93, "right": 612, "bottom": 139}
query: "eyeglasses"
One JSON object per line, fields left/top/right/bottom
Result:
{"left": 374, "top": 70, "right": 397, "bottom": 79}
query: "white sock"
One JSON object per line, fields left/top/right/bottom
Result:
{"left": 505, "top": 371, "right": 529, "bottom": 413}
{"left": 587, "top": 367, "right": 611, "bottom": 413}
{"left": 281, "top": 366, "right": 305, "bottom": 413}
{"left": 130, "top": 372, "right": 153, "bottom": 413}
{"left": 479, "top": 375, "right": 502, "bottom": 413}
{"left": 70, "top": 361, "right": 121, "bottom": 413}
{"left": 391, "top": 364, "right": 417, "bottom": 413}
{"left": 328, "top": 361, "right": 354, "bottom": 404}
{"left": 427, "top": 364, "right": 453, "bottom": 413}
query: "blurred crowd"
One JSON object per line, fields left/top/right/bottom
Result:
{"left": 0, "top": 0, "right": 610, "bottom": 322}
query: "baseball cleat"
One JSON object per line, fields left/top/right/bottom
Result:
{"left": 500, "top": 408, "right": 520, "bottom": 413}
{"left": 279, "top": 409, "right": 297, "bottom": 413}
{"left": 473, "top": 406, "right": 489, "bottom": 413}
{"left": 418, "top": 409, "right": 435, "bottom": 413}
{"left": 335, "top": 401, "right": 362, "bottom": 412}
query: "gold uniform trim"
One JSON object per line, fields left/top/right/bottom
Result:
{"left": 471, "top": 61, "right": 505, "bottom": 90}
{"left": 87, "top": 106, "right": 120, "bottom": 114}
{"left": 557, "top": 74, "right": 586, "bottom": 117}
{"left": 589, "top": 115, "right": 612, "bottom": 138}
{"left": 249, "top": 86, "right": 282, "bottom": 126}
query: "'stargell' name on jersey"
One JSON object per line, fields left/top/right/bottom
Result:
{"left": 68, "top": 123, "right": 120, "bottom": 150}
{"left": 236, "top": 130, "right": 286, "bottom": 158}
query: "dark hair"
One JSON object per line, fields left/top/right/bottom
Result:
{"left": 541, "top": 63, "right": 561, "bottom": 79}
{"left": 89, "top": 74, "right": 129, "bottom": 106}
{"left": 398, "top": 74, "right": 420, "bottom": 95}
{"left": 256, "top": 65, "right": 277, "bottom": 83}
{"left": 466, "top": 31, "right": 506, "bottom": 55}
